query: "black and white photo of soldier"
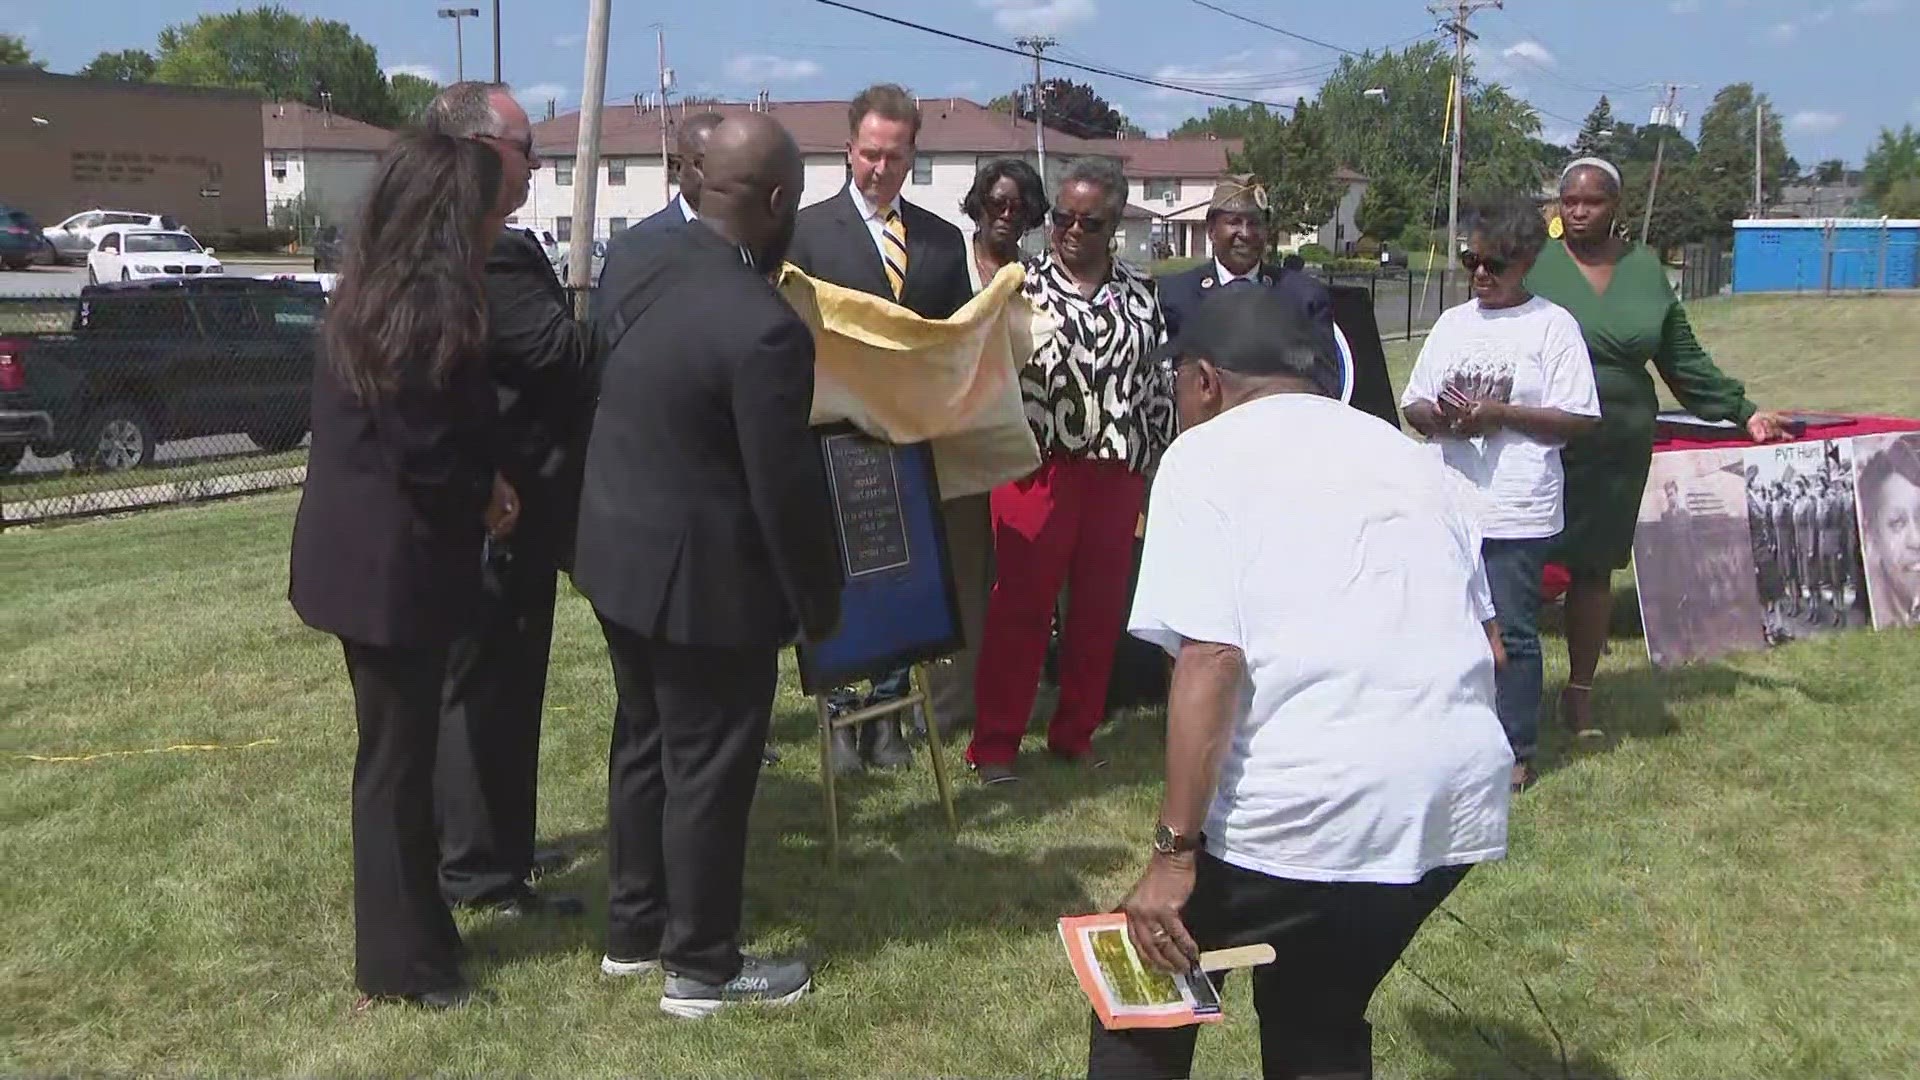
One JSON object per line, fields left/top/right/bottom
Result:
{"left": 1633, "top": 450, "right": 1767, "bottom": 667}
{"left": 1742, "top": 440, "right": 1870, "bottom": 642}
{"left": 1853, "top": 432, "right": 1920, "bottom": 629}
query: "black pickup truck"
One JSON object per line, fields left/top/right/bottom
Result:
{"left": 0, "top": 277, "right": 324, "bottom": 473}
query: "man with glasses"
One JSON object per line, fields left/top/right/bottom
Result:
{"left": 422, "top": 81, "right": 592, "bottom": 917}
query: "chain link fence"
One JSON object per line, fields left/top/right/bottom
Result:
{"left": 0, "top": 281, "right": 323, "bottom": 528}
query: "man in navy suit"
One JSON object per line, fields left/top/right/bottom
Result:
{"left": 1157, "top": 178, "right": 1343, "bottom": 398}
{"left": 786, "top": 83, "right": 973, "bottom": 776}
{"left": 597, "top": 111, "right": 724, "bottom": 293}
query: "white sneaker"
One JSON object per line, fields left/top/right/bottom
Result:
{"left": 600, "top": 954, "right": 661, "bottom": 977}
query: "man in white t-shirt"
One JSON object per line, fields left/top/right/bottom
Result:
{"left": 1092, "top": 285, "right": 1512, "bottom": 1080}
{"left": 1402, "top": 196, "right": 1600, "bottom": 789}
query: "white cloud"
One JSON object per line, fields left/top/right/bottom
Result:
{"left": 977, "top": 0, "right": 1098, "bottom": 36}
{"left": 1811, "top": 5, "right": 1837, "bottom": 22}
{"left": 1851, "top": 0, "right": 1903, "bottom": 14}
{"left": 1541, "top": 120, "right": 1579, "bottom": 148}
{"left": 384, "top": 63, "right": 444, "bottom": 83}
{"left": 1501, "top": 39, "right": 1557, "bottom": 70}
{"left": 1148, "top": 48, "right": 1322, "bottom": 106}
{"left": 722, "top": 54, "right": 824, "bottom": 82}
{"left": 1761, "top": 21, "right": 1799, "bottom": 43}
{"left": 518, "top": 83, "right": 571, "bottom": 109}
{"left": 1669, "top": 0, "right": 1702, "bottom": 11}
{"left": 1787, "top": 109, "right": 1846, "bottom": 136}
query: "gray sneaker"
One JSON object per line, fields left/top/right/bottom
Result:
{"left": 659, "top": 955, "right": 812, "bottom": 1019}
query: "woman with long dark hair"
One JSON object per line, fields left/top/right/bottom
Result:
{"left": 289, "top": 132, "right": 516, "bottom": 1010}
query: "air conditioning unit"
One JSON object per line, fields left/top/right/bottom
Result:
{"left": 1162, "top": 191, "right": 1175, "bottom": 205}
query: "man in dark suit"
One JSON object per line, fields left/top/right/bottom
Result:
{"left": 423, "top": 82, "right": 592, "bottom": 916}
{"left": 786, "top": 82, "right": 973, "bottom": 774}
{"left": 573, "top": 114, "right": 842, "bottom": 1018}
{"left": 599, "top": 111, "right": 724, "bottom": 284}
{"left": 1157, "top": 178, "right": 1342, "bottom": 397}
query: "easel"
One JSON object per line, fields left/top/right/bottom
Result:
{"left": 813, "top": 661, "right": 957, "bottom": 866}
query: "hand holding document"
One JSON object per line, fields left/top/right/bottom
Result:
{"left": 1058, "top": 913, "right": 1275, "bottom": 1030}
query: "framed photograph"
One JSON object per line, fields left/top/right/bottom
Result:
{"left": 795, "top": 424, "right": 964, "bottom": 696}
{"left": 1632, "top": 448, "right": 1769, "bottom": 667}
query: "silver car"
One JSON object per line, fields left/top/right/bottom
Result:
{"left": 44, "top": 210, "right": 181, "bottom": 265}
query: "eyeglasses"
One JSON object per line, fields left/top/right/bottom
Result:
{"left": 1458, "top": 249, "right": 1511, "bottom": 276}
{"left": 1050, "top": 209, "right": 1108, "bottom": 234}
{"left": 983, "top": 195, "right": 1027, "bottom": 219}
{"left": 482, "top": 133, "right": 538, "bottom": 163}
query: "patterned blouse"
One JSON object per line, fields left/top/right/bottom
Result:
{"left": 1018, "top": 251, "right": 1175, "bottom": 473}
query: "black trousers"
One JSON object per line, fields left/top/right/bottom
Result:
{"left": 597, "top": 611, "right": 777, "bottom": 986}
{"left": 1088, "top": 855, "right": 1470, "bottom": 1080}
{"left": 341, "top": 639, "right": 464, "bottom": 997}
{"left": 434, "top": 541, "right": 559, "bottom": 904}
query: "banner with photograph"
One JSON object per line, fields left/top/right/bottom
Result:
{"left": 1851, "top": 432, "right": 1920, "bottom": 630}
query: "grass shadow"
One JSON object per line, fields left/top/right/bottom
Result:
{"left": 1402, "top": 1005, "right": 1626, "bottom": 1080}
{"left": 1531, "top": 662, "right": 1807, "bottom": 784}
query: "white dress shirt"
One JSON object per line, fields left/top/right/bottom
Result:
{"left": 1213, "top": 258, "right": 1263, "bottom": 286}
{"left": 676, "top": 194, "right": 697, "bottom": 222}
{"left": 849, "top": 183, "right": 904, "bottom": 268}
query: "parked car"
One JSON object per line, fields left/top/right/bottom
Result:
{"left": 42, "top": 210, "right": 181, "bottom": 265}
{"left": 87, "top": 229, "right": 223, "bottom": 285}
{"left": 551, "top": 237, "right": 606, "bottom": 285}
{"left": 1, "top": 204, "right": 50, "bottom": 271}
{"left": 312, "top": 224, "right": 345, "bottom": 273}
{"left": 4, "top": 277, "right": 324, "bottom": 472}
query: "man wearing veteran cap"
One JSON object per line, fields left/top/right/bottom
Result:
{"left": 1156, "top": 176, "right": 1342, "bottom": 397}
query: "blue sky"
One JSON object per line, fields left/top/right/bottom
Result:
{"left": 6, "top": 0, "right": 1916, "bottom": 164}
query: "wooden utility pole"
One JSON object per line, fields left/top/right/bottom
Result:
{"left": 1753, "top": 100, "right": 1765, "bottom": 217}
{"left": 492, "top": 0, "right": 502, "bottom": 83}
{"left": 1015, "top": 36, "right": 1056, "bottom": 184}
{"left": 1641, "top": 83, "right": 1690, "bottom": 244}
{"left": 658, "top": 26, "right": 673, "bottom": 204}
{"left": 567, "top": 0, "right": 611, "bottom": 309}
{"left": 1431, "top": 0, "right": 1500, "bottom": 295}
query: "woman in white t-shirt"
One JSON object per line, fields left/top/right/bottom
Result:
{"left": 1402, "top": 196, "right": 1601, "bottom": 791}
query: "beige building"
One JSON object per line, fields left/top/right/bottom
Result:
{"left": 261, "top": 101, "right": 395, "bottom": 229}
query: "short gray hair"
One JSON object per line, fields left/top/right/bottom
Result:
{"left": 1059, "top": 156, "right": 1128, "bottom": 220}
{"left": 423, "top": 81, "right": 510, "bottom": 139}
{"left": 1463, "top": 194, "right": 1549, "bottom": 263}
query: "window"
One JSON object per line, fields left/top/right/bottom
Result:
{"left": 912, "top": 154, "right": 933, "bottom": 185}
{"left": 1144, "top": 179, "right": 1180, "bottom": 202}
{"left": 607, "top": 157, "right": 627, "bottom": 186}
{"left": 608, "top": 217, "right": 628, "bottom": 233}
{"left": 270, "top": 150, "right": 289, "bottom": 180}
{"left": 98, "top": 233, "right": 121, "bottom": 253}
{"left": 556, "top": 159, "right": 574, "bottom": 186}
{"left": 555, "top": 216, "right": 573, "bottom": 242}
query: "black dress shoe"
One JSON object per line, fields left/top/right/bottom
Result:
{"left": 859, "top": 715, "right": 914, "bottom": 771}
{"left": 529, "top": 847, "right": 572, "bottom": 880}
{"left": 491, "top": 890, "right": 586, "bottom": 918}
{"left": 828, "top": 720, "right": 863, "bottom": 777}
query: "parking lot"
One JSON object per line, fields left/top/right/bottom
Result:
{"left": 0, "top": 260, "right": 308, "bottom": 298}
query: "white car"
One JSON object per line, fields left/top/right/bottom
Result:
{"left": 43, "top": 210, "right": 180, "bottom": 265}
{"left": 87, "top": 229, "right": 223, "bottom": 284}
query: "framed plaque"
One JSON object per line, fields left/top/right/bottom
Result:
{"left": 796, "top": 424, "right": 964, "bottom": 695}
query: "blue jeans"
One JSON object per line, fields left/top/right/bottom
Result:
{"left": 1482, "top": 536, "right": 1553, "bottom": 764}
{"left": 825, "top": 667, "right": 913, "bottom": 715}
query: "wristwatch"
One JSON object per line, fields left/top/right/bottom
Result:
{"left": 1152, "top": 823, "right": 1205, "bottom": 856}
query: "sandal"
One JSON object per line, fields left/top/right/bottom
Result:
{"left": 1560, "top": 683, "right": 1604, "bottom": 740}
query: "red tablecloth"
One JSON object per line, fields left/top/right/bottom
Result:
{"left": 1541, "top": 413, "right": 1920, "bottom": 602}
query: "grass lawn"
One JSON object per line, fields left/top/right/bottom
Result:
{"left": 5, "top": 295, "right": 1920, "bottom": 1077}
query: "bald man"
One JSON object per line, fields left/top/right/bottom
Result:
{"left": 422, "top": 81, "right": 591, "bottom": 918}
{"left": 574, "top": 114, "right": 841, "bottom": 1018}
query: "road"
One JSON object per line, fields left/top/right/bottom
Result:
{"left": 0, "top": 261, "right": 312, "bottom": 298}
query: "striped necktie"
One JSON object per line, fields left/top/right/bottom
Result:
{"left": 881, "top": 207, "right": 908, "bottom": 300}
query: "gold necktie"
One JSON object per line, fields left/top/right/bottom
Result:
{"left": 881, "top": 208, "right": 908, "bottom": 300}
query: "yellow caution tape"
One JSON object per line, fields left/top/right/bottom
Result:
{"left": 11, "top": 738, "right": 281, "bottom": 764}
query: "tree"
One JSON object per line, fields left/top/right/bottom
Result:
{"left": 1861, "top": 124, "right": 1920, "bottom": 204}
{"left": 1814, "top": 158, "right": 1846, "bottom": 185}
{"left": 1881, "top": 177, "right": 1920, "bottom": 218}
{"left": 1574, "top": 95, "right": 1614, "bottom": 157}
{"left": 1355, "top": 172, "right": 1415, "bottom": 242}
{"left": 1236, "top": 98, "right": 1344, "bottom": 240}
{"left": 994, "top": 78, "right": 1144, "bottom": 139}
{"left": 387, "top": 72, "right": 441, "bottom": 124}
{"left": 154, "top": 5, "right": 398, "bottom": 126}
{"left": 1617, "top": 158, "right": 1722, "bottom": 251}
{"left": 80, "top": 49, "right": 157, "bottom": 82}
{"left": 1169, "top": 104, "right": 1282, "bottom": 141}
{"left": 0, "top": 32, "right": 44, "bottom": 68}
{"left": 1692, "top": 83, "right": 1791, "bottom": 225}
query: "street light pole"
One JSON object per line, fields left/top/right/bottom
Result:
{"left": 492, "top": 0, "right": 502, "bottom": 83}
{"left": 438, "top": 7, "right": 482, "bottom": 83}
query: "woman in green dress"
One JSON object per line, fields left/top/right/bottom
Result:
{"left": 1525, "top": 158, "right": 1789, "bottom": 736}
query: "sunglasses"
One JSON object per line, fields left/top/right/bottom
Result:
{"left": 483, "top": 133, "right": 538, "bottom": 162}
{"left": 983, "top": 195, "right": 1028, "bottom": 219}
{"left": 1050, "top": 209, "right": 1109, "bottom": 234}
{"left": 1458, "top": 250, "right": 1512, "bottom": 275}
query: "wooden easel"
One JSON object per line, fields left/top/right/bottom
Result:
{"left": 813, "top": 661, "right": 957, "bottom": 866}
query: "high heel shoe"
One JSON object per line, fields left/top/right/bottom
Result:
{"left": 1560, "top": 683, "right": 1604, "bottom": 740}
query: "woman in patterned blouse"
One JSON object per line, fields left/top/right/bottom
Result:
{"left": 965, "top": 156, "right": 1175, "bottom": 784}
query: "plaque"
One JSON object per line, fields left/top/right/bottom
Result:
{"left": 823, "top": 432, "right": 911, "bottom": 578}
{"left": 797, "top": 426, "right": 964, "bottom": 695}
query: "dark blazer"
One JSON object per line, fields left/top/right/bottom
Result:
{"left": 482, "top": 228, "right": 591, "bottom": 559}
{"left": 572, "top": 220, "right": 843, "bottom": 648}
{"left": 290, "top": 349, "right": 497, "bottom": 649}
{"left": 591, "top": 200, "right": 691, "bottom": 337}
{"left": 787, "top": 187, "right": 971, "bottom": 320}
{"left": 1159, "top": 260, "right": 1344, "bottom": 394}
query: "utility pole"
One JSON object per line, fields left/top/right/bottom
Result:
{"left": 657, "top": 26, "right": 674, "bottom": 204}
{"left": 1431, "top": 0, "right": 1500, "bottom": 298}
{"left": 492, "top": 0, "right": 502, "bottom": 83}
{"left": 1015, "top": 35, "right": 1056, "bottom": 186}
{"left": 1641, "top": 82, "right": 1696, "bottom": 244}
{"left": 568, "top": 0, "right": 611, "bottom": 308}
{"left": 438, "top": 8, "right": 481, "bottom": 83}
{"left": 1753, "top": 99, "right": 1765, "bottom": 218}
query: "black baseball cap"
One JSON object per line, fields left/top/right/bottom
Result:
{"left": 1157, "top": 281, "right": 1332, "bottom": 381}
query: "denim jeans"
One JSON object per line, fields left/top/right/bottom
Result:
{"left": 1482, "top": 536, "right": 1554, "bottom": 763}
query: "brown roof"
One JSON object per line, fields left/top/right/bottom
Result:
{"left": 534, "top": 97, "right": 1118, "bottom": 158}
{"left": 1112, "top": 137, "right": 1242, "bottom": 178}
{"left": 262, "top": 101, "right": 395, "bottom": 153}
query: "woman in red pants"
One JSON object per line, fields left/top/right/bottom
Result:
{"left": 966, "top": 156, "right": 1174, "bottom": 784}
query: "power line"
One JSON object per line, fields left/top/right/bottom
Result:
{"left": 1183, "top": 0, "right": 1369, "bottom": 56}
{"left": 810, "top": 0, "right": 1297, "bottom": 110}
